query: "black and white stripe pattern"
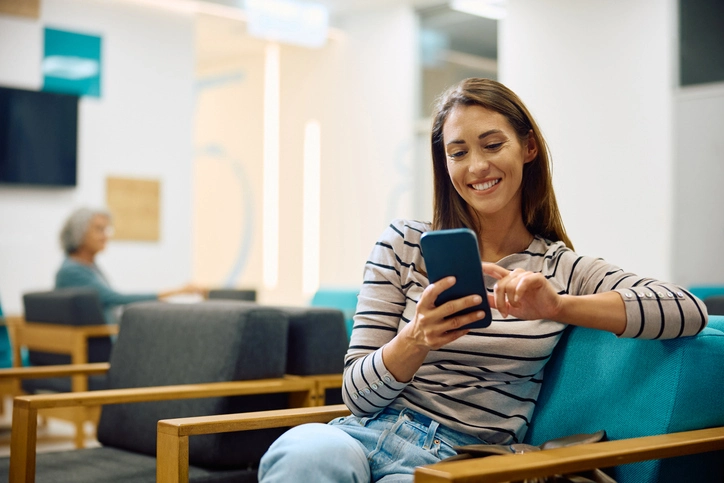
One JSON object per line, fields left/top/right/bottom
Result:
{"left": 343, "top": 219, "right": 707, "bottom": 445}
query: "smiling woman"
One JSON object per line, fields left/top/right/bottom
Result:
{"left": 255, "top": 78, "right": 709, "bottom": 483}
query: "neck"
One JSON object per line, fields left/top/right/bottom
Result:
{"left": 476, "top": 215, "right": 533, "bottom": 263}
{"left": 70, "top": 250, "right": 95, "bottom": 265}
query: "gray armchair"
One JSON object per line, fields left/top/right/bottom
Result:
{"left": 1, "top": 300, "right": 316, "bottom": 482}
{"left": 2, "top": 288, "right": 117, "bottom": 447}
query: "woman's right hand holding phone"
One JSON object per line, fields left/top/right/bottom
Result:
{"left": 381, "top": 276, "right": 486, "bottom": 382}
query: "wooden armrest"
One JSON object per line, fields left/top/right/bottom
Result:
{"left": 0, "top": 362, "right": 110, "bottom": 380}
{"left": 2, "top": 315, "right": 25, "bottom": 327}
{"left": 414, "top": 426, "right": 724, "bottom": 483}
{"left": 156, "top": 404, "right": 351, "bottom": 482}
{"left": 14, "top": 377, "right": 316, "bottom": 410}
{"left": 158, "top": 404, "right": 350, "bottom": 437}
{"left": 18, "top": 322, "right": 119, "bottom": 339}
{"left": 10, "top": 376, "right": 319, "bottom": 483}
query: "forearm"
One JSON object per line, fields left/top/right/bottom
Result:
{"left": 381, "top": 332, "right": 430, "bottom": 383}
{"left": 556, "top": 291, "right": 626, "bottom": 335}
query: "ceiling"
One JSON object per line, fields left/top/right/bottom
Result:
{"left": 198, "top": 0, "right": 498, "bottom": 60}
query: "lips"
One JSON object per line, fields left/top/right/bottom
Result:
{"left": 470, "top": 179, "right": 500, "bottom": 191}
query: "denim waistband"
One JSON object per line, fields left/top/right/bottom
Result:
{"left": 376, "top": 406, "right": 483, "bottom": 447}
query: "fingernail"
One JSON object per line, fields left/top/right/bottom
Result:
{"left": 473, "top": 295, "right": 482, "bottom": 303}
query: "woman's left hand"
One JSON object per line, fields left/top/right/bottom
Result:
{"left": 482, "top": 263, "right": 563, "bottom": 320}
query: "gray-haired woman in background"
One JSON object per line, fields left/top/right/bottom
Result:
{"left": 56, "top": 207, "right": 205, "bottom": 323}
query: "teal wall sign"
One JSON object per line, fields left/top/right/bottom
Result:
{"left": 43, "top": 27, "right": 102, "bottom": 98}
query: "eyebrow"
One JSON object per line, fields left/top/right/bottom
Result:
{"left": 446, "top": 129, "right": 503, "bottom": 146}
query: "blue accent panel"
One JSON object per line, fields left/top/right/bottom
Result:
{"left": 43, "top": 27, "right": 102, "bottom": 98}
{"left": 311, "top": 287, "right": 360, "bottom": 338}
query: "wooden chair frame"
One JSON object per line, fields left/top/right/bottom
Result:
{"left": 2, "top": 316, "right": 118, "bottom": 448}
{"left": 155, "top": 405, "right": 724, "bottom": 483}
{"left": 5, "top": 365, "right": 341, "bottom": 483}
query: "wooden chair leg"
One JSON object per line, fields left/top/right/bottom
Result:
{"left": 74, "top": 419, "right": 85, "bottom": 449}
{"left": 157, "top": 430, "right": 189, "bottom": 483}
{"left": 10, "top": 403, "right": 38, "bottom": 483}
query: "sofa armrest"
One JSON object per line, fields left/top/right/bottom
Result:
{"left": 10, "top": 376, "right": 318, "bottom": 483}
{"left": 414, "top": 426, "right": 724, "bottom": 483}
{"left": 0, "top": 363, "right": 110, "bottom": 380}
{"left": 156, "top": 404, "right": 351, "bottom": 483}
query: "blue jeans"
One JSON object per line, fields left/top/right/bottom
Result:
{"left": 258, "top": 407, "right": 482, "bottom": 483}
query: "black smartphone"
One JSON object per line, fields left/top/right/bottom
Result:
{"left": 420, "top": 228, "right": 492, "bottom": 330}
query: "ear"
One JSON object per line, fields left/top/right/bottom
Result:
{"left": 523, "top": 130, "right": 538, "bottom": 164}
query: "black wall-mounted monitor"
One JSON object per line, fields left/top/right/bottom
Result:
{"left": 0, "top": 85, "right": 79, "bottom": 187}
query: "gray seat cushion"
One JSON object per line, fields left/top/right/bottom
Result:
{"left": 96, "top": 301, "right": 290, "bottom": 469}
{"left": 23, "top": 288, "right": 106, "bottom": 327}
{"left": 22, "top": 288, "right": 112, "bottom": 392}
{"left": 281, "top": 306, "right": 348, "bottom": 376}
{"left": 0, "top": 447, "right": 257, "bottom": 483}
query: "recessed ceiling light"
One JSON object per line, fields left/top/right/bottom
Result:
{"left": 450, "top": 0, "right": 506, "bottom": 20}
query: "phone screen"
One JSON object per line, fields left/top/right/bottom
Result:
{"left": 420, "top": 228, "right": 492, "bottom": 329}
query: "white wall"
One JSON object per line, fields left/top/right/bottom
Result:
{"left": 500, "top": 0, "right": 675, "bottom": 281}
{"left": 673, "top": 82, "right": 724, "bottom": 287}
{"left": 191, "top": 5, "right": 419, "bottom": 306}
{"left": 0, "top": 0, "right": 195, "bottom": 314}
{"left": 315, "top": 5, "right": 419, "bottom": 296}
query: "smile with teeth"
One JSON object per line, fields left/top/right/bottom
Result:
{"left": 471, "top": 179, "right": 501, "bottom": 191}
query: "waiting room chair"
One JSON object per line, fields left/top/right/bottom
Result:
{"left": 156, "top": 315, "right": 724, "bottom": 483}
{"left": 1, "top": 288, "right": 117, "bottom": 447}
{"left": 1, "top": 300, "right": 327, "bottom": 482}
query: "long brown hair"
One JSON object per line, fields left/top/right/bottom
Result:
{"left": 430, "top": 78, "right": 573, "bottom": 249}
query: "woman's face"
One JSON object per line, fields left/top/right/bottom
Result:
{"left": 442, "top": 104, "right": 536, "bottom": 224}
{"left": 81, "top": 215, "right": 111, "bottom": 255}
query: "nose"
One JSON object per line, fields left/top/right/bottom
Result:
{"left": 468, "top": 150, "right": 490, "bottom": 174}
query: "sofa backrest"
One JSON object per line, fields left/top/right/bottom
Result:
{"left": 207, "top": 289, "right": 257, "bottom": 302}
{"left": 22, "top": 288, "right": 112, "bottom": 366}
{"left": 525, "top": 318, "right": 724, "bottom": 483}
{"left": 96, "top": 300, "right": 290, "bottom": 469}
{"left": 704, "top": 296, "right": 724, "bottom": 316}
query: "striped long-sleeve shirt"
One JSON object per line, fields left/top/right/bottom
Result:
{"left": 342, "top": 219, "right": 708, "bottom": 445}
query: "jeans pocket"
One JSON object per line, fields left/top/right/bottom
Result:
{"left": 435, "top": 438, "right": 458, "bottom": 460}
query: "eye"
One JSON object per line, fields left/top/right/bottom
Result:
{"left": 485, "top": 142, "right": 503, "bottom": 151}
{"left": 447, "top": 150, "right": 466, "bottom": 159}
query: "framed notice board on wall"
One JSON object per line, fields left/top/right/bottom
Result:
{"left": 0, "top": 0, "right": 39, "bottom": 18}
{"left": 106, "top": 176, "right": 160, "bottom": 241}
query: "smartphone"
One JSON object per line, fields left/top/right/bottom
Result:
{"left": 420, "top": 228, "right": 492, "bottom": 330}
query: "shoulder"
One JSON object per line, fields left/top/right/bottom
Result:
{"left": 56, "top": 258, "right": 98, "bottom": 285}
{"left": 57, "top": 258, "right": 90, "bottom": 275}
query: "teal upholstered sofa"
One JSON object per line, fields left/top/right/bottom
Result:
{"left": 523, "top": 315, "right": 724, "bottom": 482}
{"left": 156, "top": 315, "right": 724, "bottom": 483}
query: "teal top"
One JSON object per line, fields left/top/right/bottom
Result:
{"left": 55, "top": 258, "right": 157, "bottom": 323}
